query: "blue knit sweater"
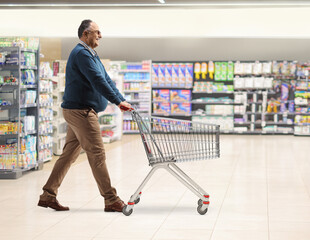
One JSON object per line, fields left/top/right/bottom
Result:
{"left": 61, "top": 43, "right": 125, "bottom": 113}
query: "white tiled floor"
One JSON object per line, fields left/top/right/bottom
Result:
{"left": 0, "top": 134, "right": 309, "bottom": 240}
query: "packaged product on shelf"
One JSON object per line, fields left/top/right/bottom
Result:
{"left": 281, "top": 61, "right": 290, "bottom": 76}
{"left": 165, "top": 63, "right": 172, "bottom": 87}
{"left": 21, "top": 70, "right": 35, "bottom": 85}
{"left": 253, "top": 61, "right": 262, "bottom": 75}
{"left": 0, "top": 52, "right": 6, "bottom": 64}
{"left": 244, "top": 77, "right": 254, "bottom": 89}
{"left": 23, "top": 52, "right": 36, "bottom": 67}
{"left": 200, "top": 62, "right": 207, "bottom": 79}
{"left": 234, "top": 61, "right": 244, "bottom": 75}
{"left": 185, "top": 63, "right": 193, "bottom": 88}
{"left": 221, "top": 62, "right": 228, "bottom": 81}
{"left": 227, "top": 61, "right": 234, "bottom": 80}
{"left": 289, "top": 61, "right": 297, "bottom": 76}
{"left": 272, "top": 61, "right": 280, "bottom": 75}
{"left": 171, "top": 102, "right": 191, "bottom": 115}
{"left": 280, "top": 83, "right": 289, "bottom": 112}
{"left": 178, "top": 64, "right": 186, "bottom": 88}
{"left": 214, "top": 62, "right": 221, "bottom": 81}
{"left": 208, "top": 61, "right": 214, "bottom": 79}
{"left": 263, "top": 77, "right": 273, "bottom": 89}
{"left": 25, "top": 90, "right": 37, "bottom": 104}
{"left": 172, "top": 63, "right": 179, "bottom": 87}
{"left": 194, "top": 62, "right": 201, "bottom": 80}
{"left": 254, "top": 77, "right": 264, "bottom": 89}
{"left": 5, "top": 53, "right": 19, "bottom": 65}
{"left": 262, "top": 62, "right": 272, "bottom": 75}
{"left": 158, "top": 63, "right": 166, "bottom": 87}
{"left": 23, "top": 116, "right": 35, "bottom": 132}
{"left": 155, "top": 89, "right": 170, "bottom": 102}
{"left": 170, "top": 90, "right": 191, "bottom": 102}
{"left": 153, "top": 102, "right": 170, "bottom": 115}
{"left": 244, "top": 63, "right": 253, "bottom": 75}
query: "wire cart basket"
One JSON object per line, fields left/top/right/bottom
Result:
{"left": 122, "top": 111, "right": 220, "bottom": 216}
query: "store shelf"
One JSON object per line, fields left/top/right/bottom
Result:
{"left": 20, "top": 103, "right": 37, "bottom": 108}
{"left": 192, "top": 91, "right": 234, "bottom": 94}
{"left": 152, "top": 113, "right": 192, "bottom": 117}
{"left": 295, "top": 123, "right": 310, "bottom": 126}
{"left": 192, "top": 112, "right": 233, "bottom": 117}
{"left": 39, "top": 143, "right": 53, "bottom": 151}
{"left": 127, "top": 99, "right": 150, "bottom": 103}
{"left": 123, "top": 130, "right": 139, "bottom": 134}
{"left": 100, "top": 124, "right": 116, "bottom": 129}
{"left": 153, "top": 86, "right": 192, "bottom": 89}
{"left": 264, "top": 122, "right": 294, "bottom": 125}
{"left": 21, "top": 65, "right": 37, "bottom": 70}
{"left": 191, "top": 100, "right": 238, "bottom": 105}
{"left": 234, "top": 122, "right": 252, "bottom": 125}
{"left": 123, "top": 90, "right": 150, "bottom": 93}
{"left": 0, "top": 104, "right": 15, "bottom": 110}
{"left": 20, "top": 84, "right": 37, "bottom": 89}
{"left": 0, "top": 133, "right": 18, "bottom": 137}
{"left": 123, "top": 80, "right": 150, "bottom": 83}
{"left": 119, "top": 69, "right": 150, "bottom": 73}
{"left": 39, "top": 117, "right": 53, "bottom": 122}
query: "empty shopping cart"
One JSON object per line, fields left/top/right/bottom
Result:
{"left": 122, "top": 111, "right": 220, "bottom": 216}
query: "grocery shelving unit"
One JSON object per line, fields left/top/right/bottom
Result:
{"left": 120, "top": 60, "right": 152, "bottom": 133}
{"left": 52, "top": 72, "right": 66, "bottom": 155}
{"left": 39, "top": 62, "right": 53, "bottom": 162}
{"left": 294, "top": 64, "right": 310, "bottom": 136}
{"left": 149, "top": 59, "right": 309, "bottom": 137}
{"left": 101, "top": 61, "right": 123, "bottom": 143}
{"left": 0, "top": 42, "right": 42, "bottom": 179}
{"left": 151, "top": 62, "right": 193, "bottom": 121}
{"left": 191, "top": 61, "right": 235, "bottom": 133}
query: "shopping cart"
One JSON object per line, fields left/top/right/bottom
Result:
{"left": 122, "top": 110, "right": 220, "bottom": 216}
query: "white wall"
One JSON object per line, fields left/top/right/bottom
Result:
{"left": 1, "top": 7, "right": 310, "bottom": 38}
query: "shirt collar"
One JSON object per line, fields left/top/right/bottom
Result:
{"left": 79, "top": 40, "right": 98, "bottom": 57}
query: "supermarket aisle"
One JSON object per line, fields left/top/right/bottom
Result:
{"left": 0, "top": 134, "right": 309, "bottom": 240}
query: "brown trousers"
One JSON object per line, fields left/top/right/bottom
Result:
{"left": 40, "top": 108, "right": 120, "bottom": 205}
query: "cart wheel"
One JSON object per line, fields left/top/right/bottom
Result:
{"left": 134, "top": 198, "right": 140, "bottom": 205}
{"left": 197, "top": 205, "right": 208, "bottom": 215}
{"left": 198, "top": 199, "right": 203, "bottom": 206}
{"left": 122, "top": 206, "right": 133, "bottom": 216}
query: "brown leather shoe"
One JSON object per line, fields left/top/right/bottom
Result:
{"left": 104, "top": 200, "right": 126, "bottom": 212}
{"left": 38, "top": 198, "right": 69, "bottom": 211}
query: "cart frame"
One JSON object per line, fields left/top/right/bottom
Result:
{"left": 122, "top": 111, "right": 220, "bottom": 216}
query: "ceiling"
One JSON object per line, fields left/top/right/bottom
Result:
{"left": 1, "top": 0, "right": 310, "bottom": 8}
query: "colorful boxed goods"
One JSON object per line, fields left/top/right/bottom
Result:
{"left": 158, "top": 63, "right": 166, "bottom": 87}
{"left": 152, "top": 89, "right": 170, "bottom": 102}
{"left": 152, "top": 64, "right": 159, "bottom": 87}
{"left": 170, "top": 90, "right": 191, "bottom": 102}
{"left": 171, "top": 102, "right": 191, "bottom": 115}
{"left": 165, "top": 63, "right": 172, "bottom": 87}
{"left": 172, "top": 63, "right": 179, "bottom": 87}
{"left": 153, "top": 102, "right": 170, "bottom": 115}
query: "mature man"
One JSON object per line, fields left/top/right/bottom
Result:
{"left": 38, "top": 19, "right": 132, "bottom": 212}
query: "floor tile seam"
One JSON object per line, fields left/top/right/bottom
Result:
{"left": 150, "top": 189, "right": 188, "bottom": 240}
{"left": 209, "top": 149, "right": 243, "bottom": 240}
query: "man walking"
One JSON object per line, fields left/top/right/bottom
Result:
{"left": 38, "top": 19, "right": 132, "bottom": 212}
